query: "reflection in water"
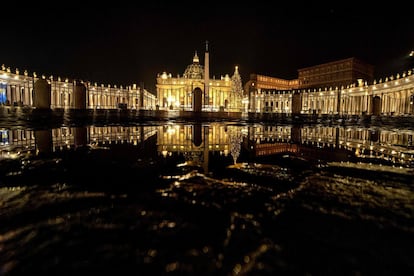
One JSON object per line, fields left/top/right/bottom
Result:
{"left": 73, "top": 127, "right": 88, "bottom": 149}
{"left": 1, "top": 124, "right": 414, "bottom": 167}
{"left": 0, "top": 122, "right": 413, "bottom": 275}
{"left": 34, "top": 129, "right": 52, "bottom": 155}
{"left": 192, "top": 123, "right": 202, "bottom": 147}
{"left": 229, "top": 126, "right": 242, "bottom": 164}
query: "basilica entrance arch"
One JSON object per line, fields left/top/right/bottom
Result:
{"left": 193, "top": 87, "right": 202, "bottom": 112}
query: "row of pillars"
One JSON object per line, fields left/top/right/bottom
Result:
{"left": 33, "top": 79, "right": 86, "bottom": 109}
{"left": 290, "top": 93, "right": 382, "bottom": 116}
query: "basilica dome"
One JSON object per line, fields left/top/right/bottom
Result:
{"left": 183, "top": 51, "right": 204, "bottom": 79}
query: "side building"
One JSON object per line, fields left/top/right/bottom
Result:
{"left": 244, "top": 74, "right": 299, "bottom": 113}
{"left": 297, "top": 57, "right": 374, "bottom": 89}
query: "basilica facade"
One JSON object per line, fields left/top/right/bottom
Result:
{"left": 155, "top": 45, "right": 245, "bottom": 112}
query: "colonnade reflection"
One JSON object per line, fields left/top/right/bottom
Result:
{"left": 1, "top": 123, "right": 413, "bottom": 168}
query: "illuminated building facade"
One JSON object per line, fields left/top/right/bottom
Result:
{"left": 0, "top": 64, "right": 157, "bottom": 110}
{"left": 247, "top": 58, "right": 414, "bottom": 116}
{"left": 298, "top": 57, "right": 374, "bottom": 89}
{"left": 156, "top": 43, "right": 245, "bottom": 112}
{"left": 244, "top": 74, "right": 299, "bottom": 113}
{"left": 1, "top": 54, "right": 413, "bottom": 116}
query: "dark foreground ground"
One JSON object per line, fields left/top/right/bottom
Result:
{"left": 0, "top": 120, "right": 413, "bottom": 275}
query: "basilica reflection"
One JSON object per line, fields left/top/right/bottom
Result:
{"left": 0, "top": 123, "right": 413, "bottom": 168}
{"left": 157, "top": 123, "right": 243, "bottom": 173}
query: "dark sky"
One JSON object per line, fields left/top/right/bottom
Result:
{"left": 1, "top": 1, "right": 413, "bottom": 93}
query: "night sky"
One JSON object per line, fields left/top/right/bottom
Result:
{"left": 1, "top": 1, "right": 412, "bottom": 93}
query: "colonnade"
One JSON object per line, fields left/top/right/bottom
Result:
{"left": 250, "top": 69, "right": 414, "bottom": 116}
{"left": 2, "top": 63, "right": 414, "bottom": 116}
{"left": 0, "top": 65, "right": 156, "bottom": 110}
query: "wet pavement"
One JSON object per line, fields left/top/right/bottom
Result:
{"left": 0, "top": 118, "right": 413, "bottom": 275}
